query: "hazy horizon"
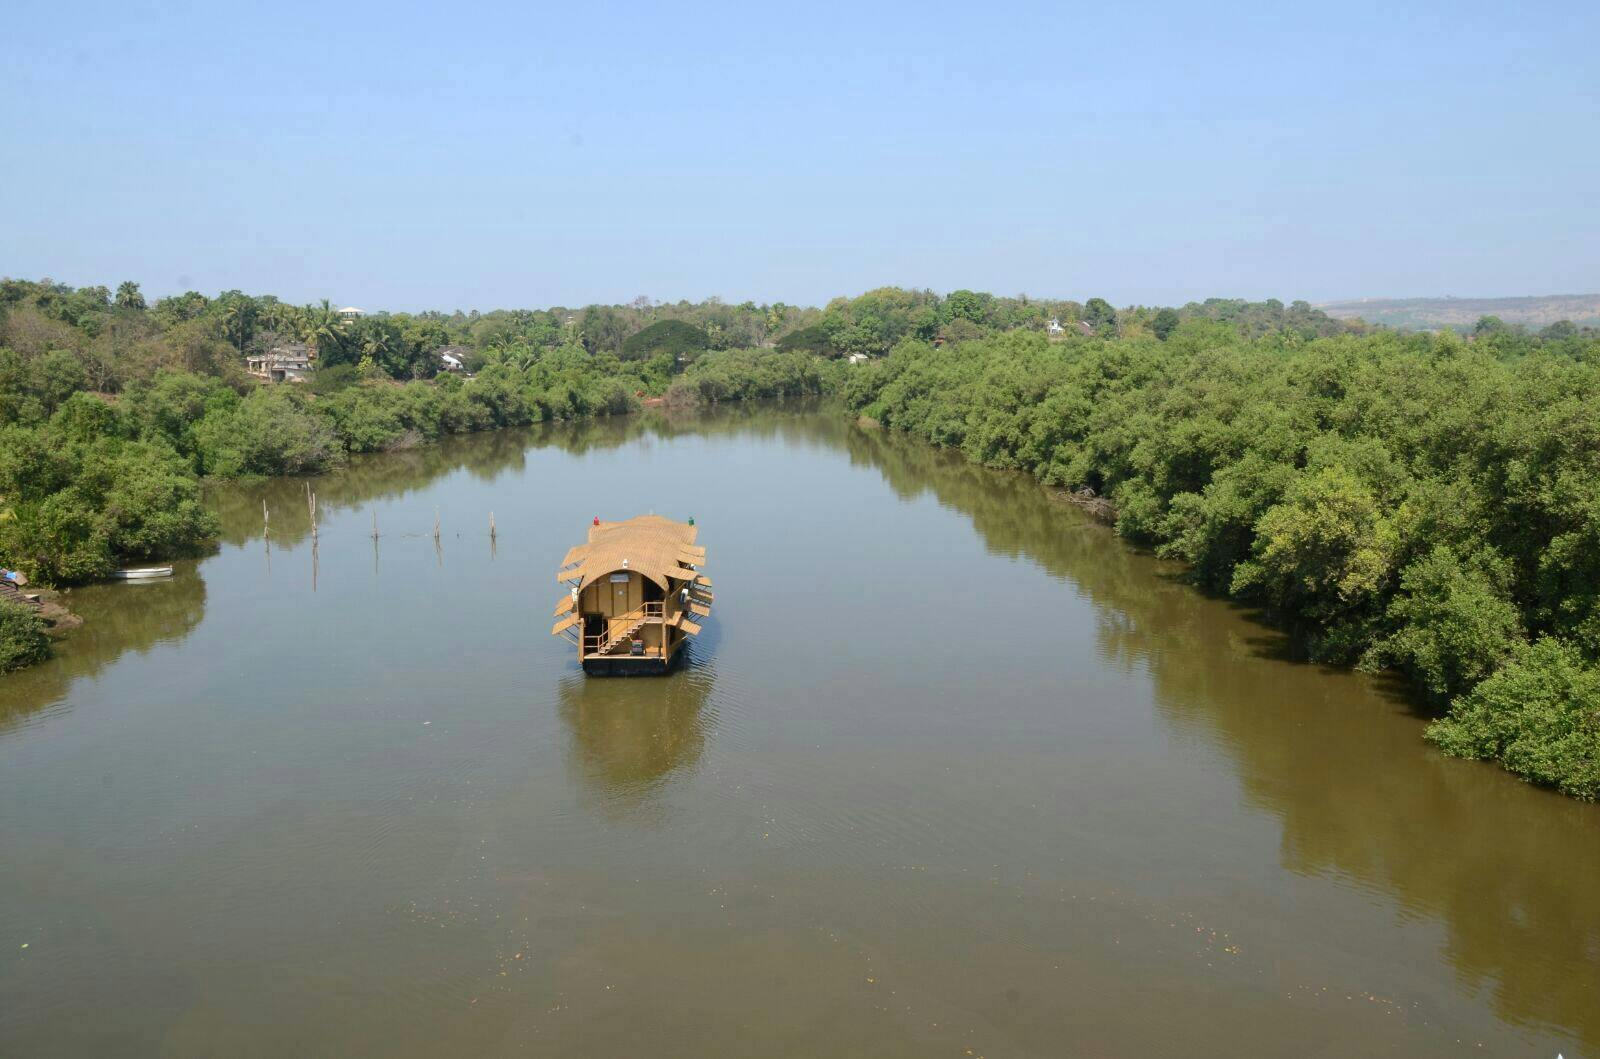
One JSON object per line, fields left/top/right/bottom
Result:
{"left": 4, "top": 0, "right": 1597, "bottom": 311}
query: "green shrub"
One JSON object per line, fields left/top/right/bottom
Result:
{"left": 666, "top": 349, "right": 833, "bottom": 405}
{"left": 99, "top": 443, "right": 219, "bottom": 560}
{"left": 0, "top": 491, "right": 114, "bottom": 583}
{"left": 307, "top": 363, "right": 360, "bottom": 394}
{"left": 0, "top": 597, "right": 50, "bottom": 672}
{"left": 1366, "top": 546, "right": 1523, "bottom": 703}
{"left": 0, "top": 435, "right": 218, "bottom": 584}
{"left": 1427, "top": 639, "right": 1600, "bottom": 800}
{"left": 194, "top": 388, "right": 341, "bottom": 476}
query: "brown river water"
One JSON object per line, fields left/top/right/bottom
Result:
{"left": 1, "top": 403, "right": 1596, "bottom": 1057}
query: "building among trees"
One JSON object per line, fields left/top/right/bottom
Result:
{"left": 246, "top": 343, "right": 312, "bottom": 383}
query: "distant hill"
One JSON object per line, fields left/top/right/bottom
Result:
{"left": 1316, "top": 293, "right": 1600, "bottom": 330}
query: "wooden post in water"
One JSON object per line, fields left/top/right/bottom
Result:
{"left": 372, "top": 510, "right": 379, "bottom": 541}
{"left": 263, "top": 500, "right": 270, "bottom": 539}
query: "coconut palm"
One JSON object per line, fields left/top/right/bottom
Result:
{"left": 215, "top": 293, "right": 256, "bottom": 354}
{"left": 259, "top": 300, "right": 302, "bottom": 337}
{"left": 114, "top": 281, "right": 146, "bottom": 311}
{"left": 301, "top": 300, "right": 345, "bottom": 362}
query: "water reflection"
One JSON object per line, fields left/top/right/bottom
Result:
{"left": 835, "top": 417, "right": 1600, "bottom": 1049}
{"left": 556, "top": 657, "right": 714, "bottom": 818}
{"left": 206, "top": 427, "right": 542, "bottom": 547}
{"left": 205, "top": 405, "right": 828, "bottom": 548}
{"left": 0, "top": 572, "right": 207, "bottom": 730}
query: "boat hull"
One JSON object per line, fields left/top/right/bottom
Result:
{"left": 581, "top": 650, "right": 685, "bottom": 677}
{"left": 112, "top": 568, "right": 173, "bottom": 580}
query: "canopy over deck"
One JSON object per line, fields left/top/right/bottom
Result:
{"left": 557, "top": 515, "right": 703, "bottom": 591}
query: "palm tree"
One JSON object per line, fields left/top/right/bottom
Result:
{"left": 301, "top": 300, "right": 344, "bottom": 362}
{"left": 259, "top": 300, "right": 302, "bottom": 338}
{"left": 114, "top": 281, "right": 146, "bottom": 311}
{"left": 360, "top": 323, "right": 393, "bottom": 367}
{"left": 216, "top": 294, "right": 256, "bottom": 354}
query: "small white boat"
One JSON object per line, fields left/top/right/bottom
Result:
{"left": 112, "top": 567, "right": 173, "bottom": 580}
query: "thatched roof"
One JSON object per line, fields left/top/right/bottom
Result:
{"left": 557, "top": 515, "right": 704, "bottom": 591}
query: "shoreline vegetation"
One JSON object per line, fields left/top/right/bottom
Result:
{"left": 3, "top": 279, "right": 1599, "bottom": 799}
{"left": 839, "top": 326, "right": 1600, "bottom": 801}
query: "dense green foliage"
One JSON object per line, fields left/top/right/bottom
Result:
{"left": 0, "top": 597, "right": 50, "bottom": 672}
{"left": 620, "top": 319, "right": 709, "bottom": 361}
{"left": 844, "top": 323, "right": 1600, "bottom": 797}
{"left": 0, "top": 394, "right": 219, "bottom": 583}
{"left": 775, "top": 325, "right": 839, "bottom": 357}
{"left": 1426, "top": 639, "right": 1600, "bottom": 799}
{"left": 665, "top": 350, "right": 836, "bottom": 405}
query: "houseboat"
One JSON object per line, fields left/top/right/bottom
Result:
{"left": 551, "top": 515, "right": 712, "bottom": 675}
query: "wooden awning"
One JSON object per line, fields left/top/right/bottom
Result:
{"left": 555, "top": 515, "right": 705, "bottom": 592}
{"left": 552, "top": 515, "right": 712, "bottom": 638}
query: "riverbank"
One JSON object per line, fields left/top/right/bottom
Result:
{"left": 844, "top": 329, "right": 1600, "bottom": 800}
{"left": 0, "top": 575, "right": 79, "bottom": 672}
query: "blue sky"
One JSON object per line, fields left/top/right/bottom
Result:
{"left": 3, "top": 0, "right": 1597, "bottom": 311}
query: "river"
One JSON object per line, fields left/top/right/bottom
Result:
{"left": 2, "top": 403, "right": 1596, "bottom": 1057}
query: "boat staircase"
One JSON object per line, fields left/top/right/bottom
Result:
{"left": 584, "top": 603, "right": 663, "bottom": 656}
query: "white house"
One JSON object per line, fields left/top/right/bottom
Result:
{"left": 846, "top": 352, "right": 871, "bottom": 365}
{"left": 246, "top": 343, "right": 312, "bottom": 383}
{"left": 1047, "top": 317, "right": 1064, "bottom": 336}
{"left": 438, "top": 345, "right": 470, "bottom": 372}
{"left": 338, "top": 306, "right": 365, "bottom": 323}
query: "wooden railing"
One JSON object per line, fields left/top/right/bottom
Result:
{"left": 581, "top": 602, "right": 666, "bottom": 656}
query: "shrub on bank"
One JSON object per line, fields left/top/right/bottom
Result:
{"left": 0, "top": 597, "right": 51, "bottom": 672}
{"left": 193, "top": 388, "right": 342, "bottom": 476}
{"left": 1427, "top": 638, "right": 1600, "bottom": 800}
{"left": 665, "top": 349, "right": 836, "bottom": 405}
{"left": 0, "top": 414, "right": 219, "bottom": 584}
